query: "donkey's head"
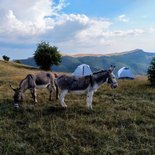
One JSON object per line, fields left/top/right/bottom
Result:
{"left": 10, "top": 85, "right": 23, "bottom": 108}
{"left": 107, "top": 65, "right": 118, "bottom": 89}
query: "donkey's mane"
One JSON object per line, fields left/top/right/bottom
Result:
{"left": 93, "top": 70, "right": 107, "bottom": 75}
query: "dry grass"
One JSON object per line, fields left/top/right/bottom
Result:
{"left": 0, "top": 60, "right": 155, "bottom": 155}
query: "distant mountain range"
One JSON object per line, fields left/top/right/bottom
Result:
{"left": 19, "top": 49, "right": 155, "bottom": 75}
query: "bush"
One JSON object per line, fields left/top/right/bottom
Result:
{"left": 14, "top": 60, "right": 21, "bottom": 64}
{"left": 147, "top": 57, "right": 155, "bottom": 85}
{"left": 2, "top": 55, "right": 10, "bottom": 61}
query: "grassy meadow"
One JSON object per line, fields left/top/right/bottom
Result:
{"left": 0, "top": 60, "right": 155, "bottom": 155}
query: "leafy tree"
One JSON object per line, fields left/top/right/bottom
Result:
{"left": 2, "top": 55, "right": 10, "bottom": 61}
{"left": 148, "top": 57, "right": 155, "bottom": 85}
{"left": 34, "top": 41, "right": 62, "bottom": 70}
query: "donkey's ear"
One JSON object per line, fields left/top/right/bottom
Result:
{"left": 10, "top": 84, "right": 18, "bottom": 91}
{"left": 109, "top": 65, "right": 116, "bottom": 72}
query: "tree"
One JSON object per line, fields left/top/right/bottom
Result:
{"left": 147, "top": 57, "right": 155, "bottom": 85}
{"left": 2, "top": 55, "right": 10, "bottom": 61}
{"left": 34, "top": 41, "right": 62, "bottom": 70}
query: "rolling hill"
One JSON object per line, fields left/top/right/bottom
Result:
{"left": 0, "top": 60, "right": 155, "bottom": 154}
{"left": 19, "top": 49, "right": 155, "bottom": 75}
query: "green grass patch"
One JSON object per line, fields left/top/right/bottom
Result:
{"left": 0, "top": 61, "right": 155, "bottom": 154}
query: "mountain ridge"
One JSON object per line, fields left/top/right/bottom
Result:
{"left": 19, "top": 49, "right": 155, "bottom": 75}
{"left": 65, "top": 49, "right": 147, "bottom": 57}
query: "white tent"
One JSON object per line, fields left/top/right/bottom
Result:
{"left": 117, "top": 67, "right": 134, "bottom": 79}
{"left": 72, "top": 64, "right": 92, "bottom": 77}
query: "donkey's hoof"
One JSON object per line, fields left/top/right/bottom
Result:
{"left": 87, "top": 105, "right": 93, "bottom": 110}
{"left": 62, "top": 104, "right": 67, "bottom": 108}
{"left": 14, "top": 107, "right": 19, "bottom": 110}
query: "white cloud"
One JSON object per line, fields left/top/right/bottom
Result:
{"left": 0, "top": 0, "right": 154, "bottom": 59}
{"left": 0, "top": 0, "right": 68, "bottom": 36}
{"left": 0, "top": 10, "right": 40, "bottom": 36}
{"left": 149, "top": 27, "right": 155, "bottom": 33}
{"left": 74, "top": 17, "right": 112, "bottom": 43}
{"left": 112, "top": 29, "right": 145, "bottom": 37}
{"left": 0, "top": 0, "right": 113, "bottom": 46}
{"left": 117, "top": 14, "right": 129, "bottom": 22}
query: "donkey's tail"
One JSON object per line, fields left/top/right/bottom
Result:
{"left": 54, "top": 79, "right": 59, "bottom": 100}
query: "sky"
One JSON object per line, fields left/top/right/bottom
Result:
{"left": 0, "top": 0, "right": 155, "bottom": 59}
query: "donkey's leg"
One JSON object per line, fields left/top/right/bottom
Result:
{"left": 59, "top": 90, "right": 68, "bottom": 107}
{"left": 47, "top": 85, "right": 56, "bottom": 101}
{"left": 47, "top": 86, "right": 53, "bottom": 101}
{"left": 86, "top": 90, "right": 94, "bottom": 109}
{"left": 30, "top": 88, "right": 37, "bottom": 103}
{"left": 55, "top": 84, "right": 59, "bottom": 100}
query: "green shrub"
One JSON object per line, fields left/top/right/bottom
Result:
{"left": 14, "top": 60, "right": 21, "bottom": 64}
{"left": 148, "top": 57, "right": 155, "bottom": 85}
{"left": 2, "top": 55, "right": 10, "bottom": 61}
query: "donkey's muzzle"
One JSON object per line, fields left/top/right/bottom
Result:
{"left": 111, "top": 82, "right": 118, "bottom": 89}
{"left": 14, "top": 103, "right": 19, "bottom": 108}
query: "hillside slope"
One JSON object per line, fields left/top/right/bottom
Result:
{"left": 0, "top": 60, "right": 41, "bottom": 83}
{"left": 0, "top": 61, "right": 155, "bottom": 154}
{"left": 19, "top": 49, "right": 155, "bottom": 75}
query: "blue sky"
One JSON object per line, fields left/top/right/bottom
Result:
{"left": 64, "top": 0, "right": 136, "bottom": 17}
{"left": 0, "top": 0, "right": 155, "bottom": 59}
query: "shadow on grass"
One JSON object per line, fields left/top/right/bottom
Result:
{"left": 42, "top": 105, "right": 96, "bottom": 116}
{"left": 0, "top": 99, "right": 22, "bottom": 119}
{"left": 42, "top": 106, "right": 67, "bottom": 116}
{"left": 0, "top": 98, "right": 98, "bottom": 120}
